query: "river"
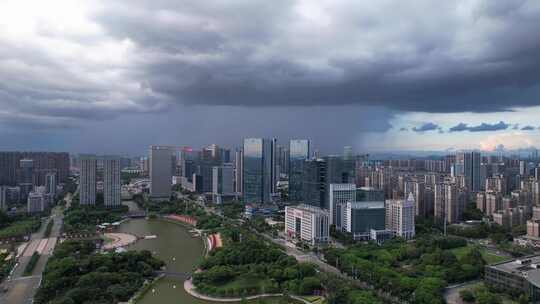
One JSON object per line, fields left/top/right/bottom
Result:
{"left": 118, "top": 218, "right": 214, "bottom": 304}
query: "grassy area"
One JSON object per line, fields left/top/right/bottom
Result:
{"left": 43, "top": 219, "right": 54, "bottom": 238}
{"left": 451, "top": 245, "right": 508, "bottom": 265}
{"left": 211, "top": 273, "right": 274, "bottom": 293}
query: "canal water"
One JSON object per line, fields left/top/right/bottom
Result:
{"left": 118, "top": 218, "right": 213, "bottom": 304}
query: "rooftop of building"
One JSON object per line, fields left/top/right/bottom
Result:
{"left": 347, "top": 201, "right": 385, "bottom": 209}
{"left": 288, "top": 204, "right": 329, "bottom": 215}
{"left": 489, "top": 255, "right": 540, "bottom": 287}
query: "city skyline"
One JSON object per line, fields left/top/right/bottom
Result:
{"left": 2, "top": 1, "right": 540, "bottom": 153}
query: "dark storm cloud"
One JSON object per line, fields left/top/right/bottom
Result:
{"left": 449, "top": 123, "right": 469, "bottom": 132}
{"left": 448, "top": 121, "right": 510, "bottom": 132}
{"left": 412, "top": 122, "right": 439, "bottom": 132}
{"left": 89, "top": 0, "right": 540, "bottom": 113}
{"left": 3, "top": 0, "right": 540, "bottom": 141}
{"left": 521, "top": 125, "right": 535, "bottom": 131}
{"left": 468, "top": 121, "right": 510, "bottom": 132}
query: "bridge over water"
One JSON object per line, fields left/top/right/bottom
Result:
{"left": 155, "top": 271, "right": 192, "bottom": 279}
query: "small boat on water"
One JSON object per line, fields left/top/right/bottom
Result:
{"left": 144, "top": 235, "right": 157, "bottom": 239}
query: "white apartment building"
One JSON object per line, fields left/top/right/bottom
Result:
{"left": 385, "top": 193, "right": 415, "bottom": 240}
{"left": 285, "top": 204, "right": 329, "bottom": 245}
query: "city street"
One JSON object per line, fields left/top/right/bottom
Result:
{"left": 0, "top": 206, "right": 64, "bottom": 304}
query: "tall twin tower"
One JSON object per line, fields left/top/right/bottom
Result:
{"left": 79, "top": 155, "right": 121, "bottom": 207}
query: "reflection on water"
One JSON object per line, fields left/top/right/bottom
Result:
{"left": 119, "top": 219, "right": 213, "bottom": 304}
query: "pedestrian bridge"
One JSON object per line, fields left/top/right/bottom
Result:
{"left": 155, "top": 271, "right": 192, "bottom": 279}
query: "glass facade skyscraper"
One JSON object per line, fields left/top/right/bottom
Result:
{"left": 243, "top": 138, "right": 273, "bottom": 203}
{"left": 289, "top": 139, "right": 311, "bottom": 202}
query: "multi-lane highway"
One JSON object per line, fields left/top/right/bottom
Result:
{"left": 0, "top": 206, "right": 64, "bottom": 304}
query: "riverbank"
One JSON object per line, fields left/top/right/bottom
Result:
{"left": 183, "top": 278, "right": 312, "bottom": 304}
{"left": 102, "top": 232, "right": 138, "bottom": 250}
{"left": 128, "top": 274, "right": 165, "bottom": 304}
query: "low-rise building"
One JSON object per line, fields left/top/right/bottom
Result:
{"left": 369, "top": 229, "right": 394, "bottom": 245}
{"left": 285, "top": 204, "right": 329, "bottom": 245}
{"left": 485, "top": 256, "right": 540, "bottom": 301}
{"left": 341, "top": 201, "right": 385, "bottom": 240}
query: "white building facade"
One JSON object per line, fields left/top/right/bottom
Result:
{"left": 285, "top": 204, "right": 329, "bottom": 245}
{"left": 385, "top": 193, "right": 415, "bottom": 240}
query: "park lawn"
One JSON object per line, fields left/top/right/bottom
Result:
{"left": 451, "top": 245, "right": 508, "bottom": 265}
{"left": 217, "top": 273, "right": 274, "bottom": 292}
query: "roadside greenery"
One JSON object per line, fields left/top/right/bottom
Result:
{"left": 323, "top": 236, "right": 485, "bottom": 304}
{"left": 447, "top": 222, "right": 534, "bottom": 258}
{"left": 43, "top": 219, "right": 54, "bottom": 238}
{"left": 0, "top": 251, "right": 15, "bottom": 283}
{"left": 34, "top": 240, "right": 164, "bottom": 304}
{"left": 0, "top": 211, "right": 41, "bottom": 239}
{"left": 23, "top": 251, "right": 40, "bottom": 276}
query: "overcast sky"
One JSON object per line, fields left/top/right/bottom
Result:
{"left": 2, "top": 0, "right": 540, "bottom": 155}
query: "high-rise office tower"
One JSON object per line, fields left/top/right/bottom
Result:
{"left": 80, "top": 154, "right": 97, "bottom": 205}
{"left": 520, "top": 161, "right": 529, "bottom": 177}
{"left": 0, "top": 186, "right": 7, "bottom": 211}
{"left": 235, "top": 149, "right": 243, "bottom": 194}
{"left": 328, "top": 183, "right": 356, "bottom": 226}
{"left": 243, "top": 138, "right": 273, "bottom": 204}
{"left": 103, "top": 156, "right": 121, "bottom": 207}
{"left": 19, "top": 159, "right": 34, "bottom": 201}
{"left": 150, "top": 146, "right": 173, "bottom": 201}
{"left": 213, "top": 163, "right": 234, "bottom": 195}
{"left": 343, "top": 146, "right": 353, "bottom": 160}
{"left": 45, "top": 172, "right": 57, "bottom": 197}
{"left": 302, "top": 158, "right": 327, "bottom": 209}
{"left": 289, "top": 139, "right": 311, "bottom": 202}
{"left": 385, "top": 194, "right": 415, "bottom": 240}
{"left": 271, "top": 138, "right": 279, "bottom": 194}
{"left": 457, "top": 151, "right": 481, "bottom": 192}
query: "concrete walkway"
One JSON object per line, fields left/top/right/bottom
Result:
{"left": 184, "top": 278, "right": 311, "bottom": 304}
